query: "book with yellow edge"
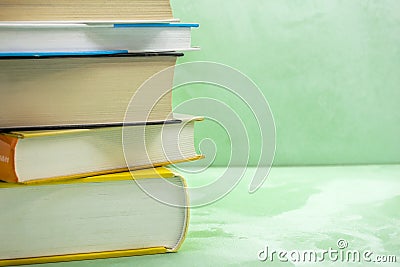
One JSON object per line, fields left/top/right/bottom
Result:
{"left": 0, "top": 167, "right": 190, "bottom": 266}
{"left": 0, "top": 114, "right": 203, "bottom": 183}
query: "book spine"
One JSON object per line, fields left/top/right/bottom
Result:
{"left": 168, "top": 174, "right": 190, "bottom": 253}
{"left": 0, "top": 135, "right": 18, "bottom": 183}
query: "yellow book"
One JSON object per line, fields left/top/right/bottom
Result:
{"left": 0, "top": 167, "right": 190, "bottom": 266}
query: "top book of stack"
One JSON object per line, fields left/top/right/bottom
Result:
{"left": 0, "top": 0, "right": 199, "bottom": 55}
{"left": 0, "top": 0, "right": 175, "bottom": 22}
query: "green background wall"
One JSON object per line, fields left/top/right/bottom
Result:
{"left": 170, "top": 0, "right": 400, "bottom": 166}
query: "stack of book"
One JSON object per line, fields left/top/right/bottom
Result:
{"left": 0, "top": 1, "right": 201, "bottom": 266}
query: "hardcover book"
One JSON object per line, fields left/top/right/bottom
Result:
{"left": 0, "top": 53, "right": 181, "bottom": 129}
{"left": 0, "top": 0, "right": 174, "bottom": 22}
{"left": 0, "top": 167, "right": 189, "bottom": 266}
{"left": 0, "top": 22, "right": 199, "bottom": 53}
{"left": 0, "top": 115, "right": 202, "bottom": 183}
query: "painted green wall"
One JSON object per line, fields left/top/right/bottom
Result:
{"left": 171, "top": 0, "right": 400, "bottom": 166}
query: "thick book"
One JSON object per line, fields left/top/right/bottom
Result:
{"left": 0, "top": 53, "right": 181, "bottom": 129}
{"left": 0, "top": 167, "right": 189, "bottom": 266}
{"left": 0, "top": 22, "right": 199, "bottom": 54}
{"left": 0, "top": 0, "right": 174, "bottom": 22}
{"left": 0, "top": 115, "right": 202, "bottom": 183}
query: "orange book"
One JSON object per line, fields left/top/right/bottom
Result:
{"left": 0, "top": 115, "right": 203, "bottom": 183}
{"left": 0, "top": 135, "right": 17, "bottom": 183}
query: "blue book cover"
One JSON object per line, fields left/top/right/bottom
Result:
{"left": 113, "top": 23, "right": 200, "bottom": 28}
